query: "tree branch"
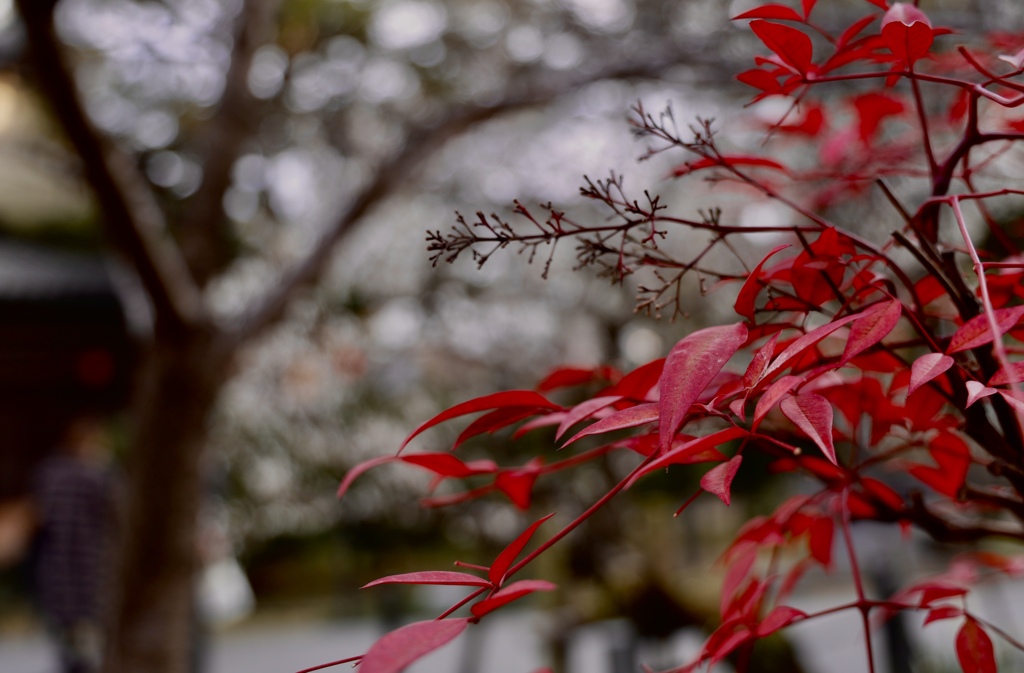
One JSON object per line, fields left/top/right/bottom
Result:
{"left": 15, "top": 0, "right": 204, "bottom": 333}
{"left": 177, "top": 0, "right": 282, "bottom": 286}
{"left": 232, "top": 48, "right": 693, "bottom": 343}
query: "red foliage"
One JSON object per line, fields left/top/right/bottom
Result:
{"left": 318, "top": 2, "right": 1024, "bottom": 672}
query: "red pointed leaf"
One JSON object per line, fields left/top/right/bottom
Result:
{"left": 659, "top": 323, "right": 747, "bottom": 452}
{"left": 881, "top": 4, "right": 934, "bottom": 64}
{"left": 808, "top": 517, "right": 834, "bottom": 567}
{"left": 471, "top": 580, "right": 556, "bottom": 619}
{"left": 864, "top": 0, "right": 888, "bottom": 8}
{"left": 956, "top": 618, "right": 996, "bottom": 673}
{"left": 735, "top": 245, "right": 790, "bottom": 322}
{"left": 701, "top": 454, "right": 744, "bottom": 506}
{"left": 455, "top": 407, "right": 546, "bottom": 450}
{"left": 744, "top": 332, "right": 782, "bottom": 388}
{"left": 401, "top": 453, "right": 499, "bottom": 479}
{"left": 923, "top": 605, "right": 963, "bottom": 626}
{"left": 836, "top": 14, "right": 878, "bottom": 49}
{"left": 780, "top": 393, "right": 836, "bottom": 464}
{"left": 1000, "top": 390, "right": 1024, "bottom": 415}
{"left": 860, "top": 478, "right": 904, "bottom": 511}
{"left": 610, "top": 358, "right": 665, "bottom": 400}
{"left": 762, "top": 311, "right": 863, "bottom": 381}
{"left": 753, "top": 375, "right": 802, "bottom": 429}
{"left": 966, "top": 381, "right": 997, "bottom": 407}
{"left": 989, "top": 362, "right": 1024, "bottom": 386}
{"left": 737, "top": 68, "right": 786, "bottom": 96}
{"left": 841, "top": 299, "right": 902, "bottom": 363}
{"left": 489, "top": 514, "right": 555, "bottom": 585}
{"left": 802, "top": 0, "right": 816, "bottom": 19}
{"left": 733, "top": 5, "right": 804, "bottom": 22}
{"left": 853, "top": 93, "right": 905, "bottom": 144}
{"left": 513, "top": 412, "right": 566, "bottom": 439}
{"left": 495, "top": 460, "right": 543, "bottom": 510}
{"left": 755, "top": 606, "right": 807, "bottom": 637}
{"left": 909, "top": 353, "right": 954, "bottom": 395}
{"left": 632, "top": 427, "right": 746, "bottom": 483}
{"left": 909, "top": 465, "right": 961, "bottom": 498}
{"left": 562, "top": 402, "right": 659, "bottom": 448}
{"left": 360, "top": 618, "right": 470, "bottom": 673}
{"left": 400, "top": 391, "right": 560, "bottom": 452}
{"left": 363, "top": 572, "right": 493, "bottom": 589}
{"left": 749, "top": 20, "right": 814, "bottom": 74}
{"left": 536, "top": 365, "right": 618, "bottom": 392}
{"left": 338, "top": 456, "right": 396, "bottom": 499}
{"left": 556, "top": 396, "right": 623, "bottom": 439}
{"left": 948, "top": 306, "right": 1024, "bottom": 354}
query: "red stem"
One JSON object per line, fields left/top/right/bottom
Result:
{"left": 504, "top": 453, "right": 656, "bottom": 579}
{"left": 840, "top": 488, "right": 877, "bottom": 673}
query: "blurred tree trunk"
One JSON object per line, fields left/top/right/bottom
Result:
{"left": 103, "top": 329, "right": 229, "bottom": 673}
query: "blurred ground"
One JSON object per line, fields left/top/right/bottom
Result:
{"left": 4, "top": 570, "right": 1024, "bottom": 673}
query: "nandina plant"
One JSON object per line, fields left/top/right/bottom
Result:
{"left": 305, "top": 2, "right": 1024, "bottom": 672}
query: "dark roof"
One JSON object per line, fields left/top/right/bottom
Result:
{"left": 0, "top": 241, "right": 114, "bottom": 300}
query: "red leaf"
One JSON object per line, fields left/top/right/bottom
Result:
{"left": 966, "top": 381, "right": 997, "bottom": 407}
{"left": 860, "top": 477, "right": 904, "bottom": 511}
{"left": 836, "top": 14, "right": 879, "bottom": 49}
{"left": 881, "top": 4, "right": 934, "bottom": 65}
{"left": 948, "top": 306, "right": 1024, "bottom": 354}
{"left": 863, "top": 0, "right": 888, "bottom": 8}
{"left": 401, "top": 391, "right": 560, "bottom": 452}
{"left": 956, "top": 618, "right": 997, "bottom": 673}
{"left": 909, "top": 432, "right": 970, "bottom": 497}
{"left": 610, "top": 358, "right": 665, "bottom": 400}
{"left": 780, "top": 393, "right": 836, "bottom": 464}
{"left": 808, "top": 517, "right": 834, "bottom": 567}
{"left": 401, "top": 453, "right": 499, "bottom": 479}
{"left": 632, "top": 427, "right": 747, "bottom": 483}
{"left": 338, "top": 456, "right": 395, "bottom": 499}
{"left": 909, "top": 353, "right": 954, "bottom": 395}
{"left": 853, "top": 92, "right": 905, "bottom": 144}
{"left": 471, "top": 580, "right": 556, "bottom": 618}
{"left": 455, "top": 407, "right": 548, "bottom": 449}
{"left": 841, "top": 299, "right": 902, "bottom": 363}
{"left": 737, "top": 68, "right": 787, "bottom": 96}
{"left": 556, "top": 396, "right": 623, "bottom": 439}
{"left": 924, "top": 605, "right": 963, "bottom": 626}
{"left": 701, "top": 454, "right": 744, "bottom": 506}
{"left": 489, "top": 514, "right": 554, "bottom": 585}
{"left": 659, "top": 323, "right": 747, "bottom": 452}
{"left": 672, "top": 155, "right": 787, "bottom": 178}
{"left": 733, "top": 5, "right": 804, "bottom": 22}
{"left": 753, "top": 375, "right": 802, "bottom": 429}
{"left": 363, "top": 571, "right": 493, "bottom": 589}
{"left": 755, "top": 606, "right": 807, "bottom": 637}
{"left": 735, "top": 245, "right": 790, "bottom": 322}
{"left": 761, "top": 311, "right": 863, "bottom": 381}
{"left": 744, "top": 332, "right": 781, "bottom": 389}
{"left": 561, "top": 402, "right": 659, "bottom": 448}
{"left": 749, "top": 20, "right": 814, "bottom": 74}
{"left": 495, "top": 461, "right": 543, "bottom": 510}
{"left": 360, "top": 618, "right": 470, "bottom": 673}
{"left": 802, "top": 0, "right": 816, "bottom": 19}
{"left": 536, "top": 365, "right": 618, "bottom": 391}
{"left": 1000, "top": 390, "right": 1024, "bottom": 416}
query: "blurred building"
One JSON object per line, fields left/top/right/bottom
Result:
{"left": 0, "top": 240, "right": 134, "bottom": 500}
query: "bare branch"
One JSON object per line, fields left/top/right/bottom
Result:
{"left": 177, "top": 0, "right": 283, "bottom": 286}
{"left": 15, "top": 0, "right": 205, "bottom": 332}
{"left": 232, "top": 46, "right": 694, "bottom": 342}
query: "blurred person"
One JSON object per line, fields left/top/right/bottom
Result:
{"left": 31, "top": 416, "right": 119, "bottom": 673}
